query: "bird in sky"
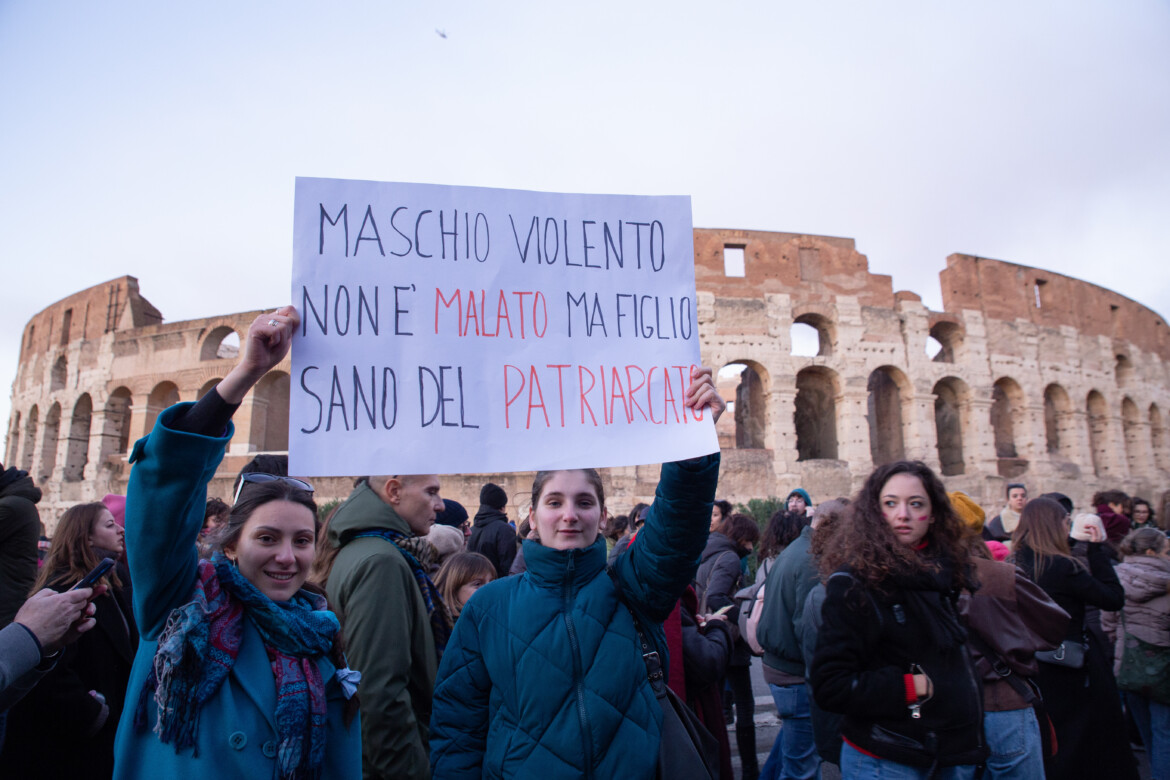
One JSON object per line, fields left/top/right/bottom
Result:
{"left": 436, "top": 29, "right": 447, "bottom": 39}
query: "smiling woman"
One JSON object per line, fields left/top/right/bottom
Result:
{"left": 430, "top": 367, "right": 725, "bottom": 780}
{"left": 111, "top": 306, "right": 362, "bottom": 780}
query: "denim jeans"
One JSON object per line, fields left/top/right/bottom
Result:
{"left": 839, "top": 741, "right": 976, "bottom": 780}
{"left": 981, "top": 707, "right": 1044, "bottom": 780}
{"left": 759, "top": 683, "right": 820, "bottom": 780}
{"left": 1126, "top": 692, "right": 1170, "bottom": 780}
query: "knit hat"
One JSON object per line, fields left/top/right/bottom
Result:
{"left": 786, "top": 488, "right": 812, "bottom": 506}
{"left": 985, "top": 540, "right": 1010, "bottom": 562}
{"left": 426, "top": 524, "right": 466, "bottom": 562}
{"left": 947, "top": 491, "right": 985, "bottom": 532}
{"left": 435, "top": 498, "right": 469, "bottom": 528}
{"left": 103, "top": 494, "right": 127, "bottom": 528}
{"left": 480, "top": 483, "right": 508, "bottom": 510}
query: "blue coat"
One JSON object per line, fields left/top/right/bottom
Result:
{"left": 430, "top": 454, "right": 719, "bottom": 779}
{"left": 113, "top": 404, "right": 361, "bottom": 779}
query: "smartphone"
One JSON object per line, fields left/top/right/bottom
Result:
{"left": 73, "top": 558, "right": 115, "bottom": 591}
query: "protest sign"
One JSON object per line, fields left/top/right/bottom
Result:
{"left": 288, "top": 177, "right": 717, "bottom": 476}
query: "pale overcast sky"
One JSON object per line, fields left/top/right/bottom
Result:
{"left": 2, "top": 1, "right": 1168, "bottom": 435}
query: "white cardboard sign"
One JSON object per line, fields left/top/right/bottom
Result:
{"left": 288, "top": 177, "right": 717, "bottom": 476}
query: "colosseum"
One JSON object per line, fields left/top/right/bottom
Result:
{"left": 7, "top": 228, "right": 1170, "bottom": 529}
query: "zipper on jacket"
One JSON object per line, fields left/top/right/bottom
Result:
{"left": 563, "top": 555, "right": 595, "bottom": 779}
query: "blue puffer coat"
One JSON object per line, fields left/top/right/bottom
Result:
{"left": 429, "top": 454, "right": 719, "bottom": 779}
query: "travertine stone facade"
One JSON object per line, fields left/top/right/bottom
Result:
{"left": 8, "top": 231, "right": 1170, "bottom": 531}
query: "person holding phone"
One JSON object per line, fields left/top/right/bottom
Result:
{"left": 1012, "top": 499, "right": 1137, "bottom": 780}
{"left": 112, "top": 307, "right": 360, "bottom": 779}
{"left": 0, "top": 502, "right": 137, "bottom": 779}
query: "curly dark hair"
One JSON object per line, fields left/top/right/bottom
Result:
{"left": 817, "top": 460, "right": 974, "bottom": 593}
{"left": 759, "top": 510, "right": 807, "bottom": 560}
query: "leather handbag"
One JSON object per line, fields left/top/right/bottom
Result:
{"left": 1116, "top": 613, "right": 1170, "bottom": 704}
{"left": 1035, "top": 638, "right": 1086, "bottom": 669}
{"left": 611, "top": 570, "right": 720, "bottom": 780}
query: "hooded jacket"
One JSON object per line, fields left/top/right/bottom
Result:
{"left": 430, "top": 454, "right": 719, "bottom": 780}
{"left": 0, "top": 469, "right": 41, "bottom": 628}
{"left": 326, "top": 481, "right": 437, "bottom": 780}
{"left": 1101, "top": 554, "right": 1170, "bottom": 673}
{"left": 757, "top": 525, "right": 819, "bottom": 678}
{"left": 468, "top": 506, "right": 517, "bottom": 579}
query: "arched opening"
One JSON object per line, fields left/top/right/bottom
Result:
{"left": 1122, "top": 397, "right": 1142, "bottom": 477}
{"left": 1087, "top": 390, "right": 1109, "bottom": 478}
{"left": 933, "top": 378, "right": 967, "bottom": 476}
{"left": 51, "top": 355, "right": 67, "bottom": 391}
{"left": 64, "top": 394, "right": 92, "bottom": 482}
{"left": 795, "top": 367, "right": 838, "bottom": 460}
{"left": 201, "top": 326, "right": 240, "bottom": 361}
{"left": 21, "top": 406, "right": 38, "bottom": 471}
{"left": 790, "top": 323, "right": 821, "bottom": 357}
{"left": 101, "top": 387, "right": 133, "bottom": 459}
{"left": 1116, "top": 355, "right": 1135, "bottom": 388}
{"left": 1152, "top": 404, "right": 1167, "bottom": 473}
{"left": 991, "top": 378, "right": 1028, "bottom": 477}
{"left": 38, "top": 403, "right": 61, "bottom": 482}
{"left": 250, "top": 371, "right": 291, "bottom": 451}
{"left": 716, "top": 362, "right": 768, "bottom": 449}
{"left": 1043, "top": 384, "right": 1075, "bottom": 459}
{"left": 867, "top": 366, "right": 909, "bottom": 466}
{"left": 197, "top": 378, "right": 222, "bottom": 399}
{"left": 7, "top": 412, "right": 21, "bottom": 467}
{"left": 792, "top": 313, "right": 834, "bottom": 357}
{"left": 928, "top": 322, "right": 962, "bottom": 364}
{"left": 144, "top": 381, "right": 181, "bottom": 435}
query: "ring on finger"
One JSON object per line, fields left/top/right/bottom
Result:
{"left": 268, "top": 319, "right": 278, "bottom": 327}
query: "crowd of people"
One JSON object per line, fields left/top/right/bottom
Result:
{"left": 1, "top": 304, "right": 1168, "bottom": 780}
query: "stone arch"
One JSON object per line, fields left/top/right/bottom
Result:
{"left": 21, "top": 406, "right": 38, "bottom": 471}
{"left": 991, "top": 378, "right": 1028, "bottom": 477}
{"left": 1151, "top": 404, "right": 1167, "bottom": 473}
{"left": 197, "top": 378, "right": 222, "bottom": 399}
{"left": 1122, "top": 397, "right": 1142, "bottom": 477}
{"left": 101, "top": 387, "right": 134, "bottom": 458}
{"left": 51, "top": 355, "right": 67, "bottom": 391}
{"left": 7, "top": 412, "right": 21, "bottom": 467}
{"left": 867, "top": 366, "right": 911, "bottom": 466}
{"left": 718, "top": 361, "right": 769, "bottom": 449}
{"left": 1087, "top": 390, "right": 1109, "bottom": 478}
{"left": 144, "top": 381, "right": 180, "bottom": 435}
{"left": 64, "top": 394, "right": 93, "bottom": 482}
{"left": 928, "top": 321, "right": 963, "bottom": 364}
{"left": 38, "top": 402, "right": 61, "bottom": 483}
{"left": 794, "top": 366, "right": 839, "bottom": 460}
{"left": 792, "top": 312, "right": 835, "bottom": 357}
{"left": 250, "top": 371, "right": 291, "bottom": 452}
{"left": 200, "top": 326, "right": 240, "bottom": 361}
{"left": 1043, "top": 384, "right": 1076, "bottom": 460}
{"left": 1116, "top": 355, "right": 1135, "bottom": 389}
{"left": 932, "top": 377, "right": 968, "bottom": 476}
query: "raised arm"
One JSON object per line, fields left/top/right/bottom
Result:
{"left": 125, "top": 307, "right": 299, "bottom": 637}
{"left": 612, "top": 366, "right": 724, "bottom": 622}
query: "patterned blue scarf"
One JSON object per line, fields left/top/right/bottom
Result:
{"left": 352, "top": 528, "right": 452, "bottom": 657}
{"left": 135, "top": 552, "right": 340, "bottom": 779}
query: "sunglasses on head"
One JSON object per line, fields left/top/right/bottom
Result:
{"left": 233, "top": 473, "right": 315, "bottom": 505}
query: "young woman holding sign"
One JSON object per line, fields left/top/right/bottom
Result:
{"left": 429, "top": 367, "right": 724, "bottom": 779}
{"left": 112, "top": 306, "right": 361, "bottom": 779}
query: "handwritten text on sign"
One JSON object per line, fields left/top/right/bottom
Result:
{"left": 288, "top": 178, "right": 717, "bottom": 476}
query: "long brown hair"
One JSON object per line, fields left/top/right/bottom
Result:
{"left": 434, "top": 552, "right": 496, "bottom": 619}
{"left": 1011, "top": 497, "right": 1077, "bottom": 581}
{"left": 34, "top": 502, "right": 121, "bottom": 593}
{"left": 818, "top": 460, "right": 974, "bottom": 593}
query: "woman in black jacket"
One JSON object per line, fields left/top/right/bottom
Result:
{"left": 1, "top": 501, "right": 138, "bottom": 779}
{"left": 809, "top": 461, "right": 983, "bottom": 779}
{"left": 1012, "top": 498, "right": 1138, "bottom": 780}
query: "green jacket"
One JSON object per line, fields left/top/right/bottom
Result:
{"left": 756, "top": 525, "right": 819, "bottom": 677}
{"left": 326, "top": 482, "right": 436, "bottom": 780}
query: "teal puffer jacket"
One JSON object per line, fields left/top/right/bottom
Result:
{"left": 430, "top": 454, "right": 719, "bottom": 779}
